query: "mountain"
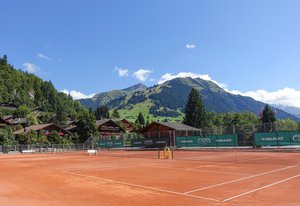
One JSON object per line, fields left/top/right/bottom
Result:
{"left": 78, "top": 83, "right": 147, "bottom": 110}
{"left": 79, "top": 77, "right": 299, "bottom": 122}
{"left": 271, "top": 105, "right": 300, "bottom": 119}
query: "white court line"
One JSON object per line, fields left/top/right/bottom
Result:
{"left": 184, "top": 164, "right": 299, "bottom": 194}
{"left": 237, "top": 156, "right": 270, "bottom": 163}
{"left": 185, "top": 162, "right": 233, "bottom": 171}
{"left": 142, "top": 164, "right": 250, "bottom": 176}
{"left": 222, "top": 174, "right": 300, "bottom": 202}
{"left": 192, "top": 169, "right": 250, "bottom": 176}
{"left": 185, "top": 157, "right": 270, "bottom": 171}
{"left": 64, "top": 171, "right": 220, "bottom": 202}
{"left": 66, "top": 162, "right": 160, "bottom": 173}
{"left": 180, "top": 153, "right": 233, "bottom": 160}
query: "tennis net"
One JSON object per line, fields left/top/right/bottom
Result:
{"left": 171, "top": 147, "right": 300, "bottom": 165}
{"left": 98, "top": 147, "right": 161, "bottom": 159}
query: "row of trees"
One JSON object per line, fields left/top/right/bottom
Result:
{"left": 183, "top": 88, "right": 297, "bottom": 130}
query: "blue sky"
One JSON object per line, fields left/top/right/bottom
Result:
{"left": 1, "top": 0, "right": 300, "bottom": 107}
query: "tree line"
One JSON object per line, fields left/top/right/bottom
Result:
{"left": 183, "top": 88, "right": 300, "bottom": 131}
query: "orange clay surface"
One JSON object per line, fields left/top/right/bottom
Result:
{"left": 0, "top": 151, "right": 299, "bottom": 206}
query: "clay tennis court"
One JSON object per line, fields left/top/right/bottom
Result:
{"left": 0, "top": 150, "right": 299, "bottom": 206}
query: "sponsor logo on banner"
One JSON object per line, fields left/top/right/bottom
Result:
{"left": 107, "top": 142, "right": 114, "bottom": 147}
{"left": 197, "top": 138, "right": 211, "bottom": 144}
{"left": 134, "top": 141, "right": 143, "bottom": 145}
{"left": 262, "top": 137, "right": 284, "bottom": 141}
{"left": 216, "top": 139, "right": 232, "bottom": 143}
{"left": 292, "top": 134, "right": 300, "bottom": 142}
{"left": 180, "top": 140, "right": 193, "bottom": 143}
{"left": 144, "top": 140, "right": 153, "bottom": 146}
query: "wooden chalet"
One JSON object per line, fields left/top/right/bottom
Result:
{"left": 96, "top": 119, "right": 124, "bottom": 137}
{"left": 14, "top": 123, "right": 68, "bottom": 136}
{"left": 0, "top": 118, "right": 10, "bottom": 128}
{"left": 65, "top": 124, "right": 79, "bottom": 134}
{"left": 2, "top": 115, "right": 13, "bottom": 122}
{"left": 120, "top": 119, "right": 135, "bottom": 132}
{"left": 30, "top": 107, "right": 46, "bottom": 116}
{"left": 140, "top": 121, "right": 201, "bottom": 142}
{"left": 0, "top": 103, "right": 17, "bottom": 111}
{"left": 9, "top": 118, "right": 28, "bottom": 127}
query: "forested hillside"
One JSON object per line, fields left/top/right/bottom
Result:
{"left": 0, "top": 55, "right": 85, "bottom": 119}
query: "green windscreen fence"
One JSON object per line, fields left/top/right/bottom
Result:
{"left": 131, "top": 138, "right": 169, "bottom": 148}
{"left": 99, "top": 138, "right": 169, "bottom": 148}
{"left": 176, "top": 134, "right": 237, "bottom": 147}
{"left": 98, "top": 140, "right": 124, "bottom": 148}
{"left": 254, "top": 132, "right": 300, "bottom": 146}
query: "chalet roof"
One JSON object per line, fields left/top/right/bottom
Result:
{"left": 30, "top": 107, "right": 45, "bottom": 112}
{"left": 9, "top": 118, "right": 28, "bottom": 125}
{"left": 121, "top": 118, "right": 134, "bottom": 126}
{"left": 2, "top": 115, "right": 13, "bottom": 121}
{"left": 14, "top": 123, "right": 67, "bottom": 135}
{"left": 140, "top": 122, "right": 201, "bottom": 132}
{"left": 96, "top": 119, "right": 111, "bottom": 126}
{"left": 0, "top": 103, "right": 17, "bottom": 110}
{"left": 65, "top": 125, "right": 78, "bottom": 131}
{"left": 0, "top": 118, "right": 10, "bottom": 125}
{"left": 66, "top": 120, "right": 75, "bottom": 125}
{"left": 96, "top": 119, "right": 125, "bottom": 132}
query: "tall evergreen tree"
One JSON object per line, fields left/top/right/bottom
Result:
{"left": 183, "top": 88, "right": 207, "bottom": 128}
{"left": 94, "top": 105, "right": 110, "bottom": 119}
{"left": 0, "top": 55, "right": 7, "bottom": 65}
{"left": 260, "top": 104, "right": 276, "bottom": 123}
{"left": 111, "top": 108, "right": 120, "bottom": 119}
{"left": 77, "top": 111, "right": 98, "bottom": 143}
{"left": 136, "top": 112, "right": 145, "bottom": 126}
{"left": 53, "top": 104, "right": 68, "bottom": 128}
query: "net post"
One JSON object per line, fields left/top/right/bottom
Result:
{"left": 233, "top": 125, "right": 237, "bottom": 163}
{"left": 234, "top": 134, "right": 238, "bottom": 163}
{"left": 157, "top": 147, "right": 160, "bottom": 159}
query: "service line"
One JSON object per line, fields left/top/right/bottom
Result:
{"left": 222, "top": 174, "right": 300, "bottom": 202}
{"left": 184, "top": 164, "right": 299, "bottom": 194}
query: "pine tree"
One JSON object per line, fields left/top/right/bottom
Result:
{"left": 77, "top": 111, "right": 98, "bottom": 143}
{"left": 111, "top": 108, "right": 120, "bottom": 119}
{"left": 137, "top": 112, "right": 145, "bottom": 126}
{"left": 94, "top": 105, "right": 110, "bottom": 119}
{"left": 183, "top": 88, "right": 207, "bottom": 128}
{"left": 260, "top": 104, "right": 276, "bottom": 123}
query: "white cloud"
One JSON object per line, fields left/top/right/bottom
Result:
{"left": 158, "top": 72, "right": 227, "bottom": 89}
{"left": 231, "top": 88, "right": 300, "bottom": 108}
{"left": 114, "top": 66, "right": 129, "bottom": 77}
{"left": 37, "top": 53, "right": 52, "bottom": 61}
{"left": 133, "top": 69, "right": 152, "bottom": 81}
{"left": 186, "top": 44, "right": 196, "bottom": 49}
{"left": 61, "top": 89, "right": 95, "bottom": 100}
{"left": 23, "top": 63, "right": 40, "bottom": 73}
